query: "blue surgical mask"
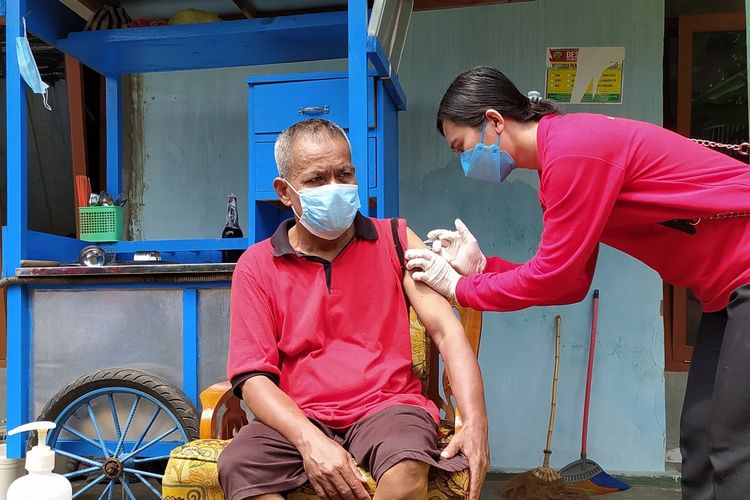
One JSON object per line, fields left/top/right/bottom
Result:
{"left": 459, "top": 119, "right": 515, "bottom": 182}
{"left": 286, "top": 182, "right": 361, "bottom": 240}
{"left": 16, "top": 18, "right": 51, "bottom": 111}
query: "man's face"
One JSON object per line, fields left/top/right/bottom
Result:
{"left": 275, "top": 135, "right": 357, "bottom": 215}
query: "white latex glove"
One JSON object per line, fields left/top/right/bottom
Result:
{"left": 404, "top": 249, "right": 461, "bottom": 301}
{"left": 426, "top": 219, "right": 486, "bottom": 276}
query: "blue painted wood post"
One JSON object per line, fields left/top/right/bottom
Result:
{"left": 106, "top": 76, "right": 123, "bottom": 197}
{"left": 348, "top": 0, "right": 369, "bottom": 209}
{"left": 5, "top": 0, "right": 30, "bottom": 459}
{"left": 182, "top": 289, "right": 199, "bottom": 406}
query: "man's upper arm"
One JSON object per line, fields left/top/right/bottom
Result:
{"left": 228, "top": 259, "right": 281, "bottom": 388}
{"left": 402, "top": 226, "right": 463, "bottom": 341}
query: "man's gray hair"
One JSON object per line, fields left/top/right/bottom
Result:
{"left": 274, "top": 119, "right": 352, "bottom": 179}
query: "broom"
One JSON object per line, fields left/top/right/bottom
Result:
{"left": 559, "top": 290, "right": 630, "bottom": 494}
{"left": 502, "top": 315, "right": 589, "bottom": 500}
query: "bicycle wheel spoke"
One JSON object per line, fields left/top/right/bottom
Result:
{"left": 72, "top": 473, "right": 106, "bottom": 499}
{"left": 62, "top": 424, "right": 113, "bottom": 456}
{"left": 129, "top": 406, "right": 160, "bottom": 454}
{"left": 119, "top": 477, "right": 137, "bottom": 500}
{"left": 108, "top": 394, "right": 122, "bottom": 440}
{"left": 97, "top": 480, "right": 113, "bottom": 500}
{"left": 133, "top": 455, "right": 171, "bottom": 464}
{"left": 63, "top": 465, "right": 100, "bottom": 480}
{"left": 55, "top": 448, "right": 104, "bottom": 467}
{"left": 121, "top": 425, "right": 177, "bottom": 461}
{"left": 85, "top": 402, "right": 110, "bottom": 458}
{"left": 123, "top": 467, "right": 163, "bottom": 480}
{"left": 130, "top": 471, "right": 162, "bottom": 497}
{"left": 114, "top": 395, "right": 141, "bottom": 456}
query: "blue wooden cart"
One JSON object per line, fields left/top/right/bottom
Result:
{"left": 4, "top": 1, "right": 409, "bottom": 496}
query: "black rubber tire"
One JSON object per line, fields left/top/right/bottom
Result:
{"left": 35, "top": 367, "right": 199, "bottom": 472}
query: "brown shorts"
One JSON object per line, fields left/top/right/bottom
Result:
{"left": 217, "top": 404, "right": 468, "bottom": 499}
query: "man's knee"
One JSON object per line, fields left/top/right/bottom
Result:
{"left": 378, "top": 459, "right": 429, "bottom": 496}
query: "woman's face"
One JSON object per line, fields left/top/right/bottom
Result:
{"left": 442, "top": 116, "right": 501, "bottom": 155}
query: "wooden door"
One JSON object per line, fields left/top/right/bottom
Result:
{"left": 664, "top": 13, "right": 747, "bottom": 371}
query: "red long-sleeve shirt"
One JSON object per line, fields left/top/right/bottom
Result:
{"left": 455, "top": 113, "right": 750, "bottom": 313}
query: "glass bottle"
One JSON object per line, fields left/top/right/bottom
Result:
{"left": 222, "top": 194, "right": 244, "bottom": 263}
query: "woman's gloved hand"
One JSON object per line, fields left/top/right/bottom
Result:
{"left": 404, "top": 249, "right": 460, "bottom": 301}
{"left": 426, "top": 219, "right": 486, "bottom": 275}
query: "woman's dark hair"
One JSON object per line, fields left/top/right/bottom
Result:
{"left": 437, "top": 66, "right": 560, "bottom": 135}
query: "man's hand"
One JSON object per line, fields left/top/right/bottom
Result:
{"left": 404, "top": 249, "right": 461, "bottom": 301}
{"left": 426, "top": 219, "right": 486, "bottom": 275}
{"left": 300, "top": 434, "right": 370, "bottom": 500}
{"left": 440, "top": 419, "right": 489, "bottom": 500}
{"left": 241, "top": 377, "right": 369, "bottom": 499}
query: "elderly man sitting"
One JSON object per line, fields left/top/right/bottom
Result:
{"left": 217, "top": 118, "right": 489, "bottom": 500}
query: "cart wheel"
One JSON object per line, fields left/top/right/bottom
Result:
{"left": 36, "top": 368, "right": 199, "bottom": 499}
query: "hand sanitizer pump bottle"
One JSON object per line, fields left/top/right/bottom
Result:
{"left": 6, "top": 421, "right": 72, "bottom": 500}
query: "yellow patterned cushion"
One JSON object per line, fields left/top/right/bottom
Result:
{"left": 162, "top": 439, "right": 228, "bottom": 499}
{"left": 162, "top": 438, "right": 468, "bottom": 499}
{"left": 409, "top": 308, "right": 431, "bottom": 386}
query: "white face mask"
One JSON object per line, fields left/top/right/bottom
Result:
{"left": 16, "top": 18, "right": 51, "bottom": 111}
{"left": 286, "top": 181, "right": 361, "bottom": 240}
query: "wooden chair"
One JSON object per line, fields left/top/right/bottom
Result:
{"left": 162, "top": 305, "right": 482, "bottom": 500}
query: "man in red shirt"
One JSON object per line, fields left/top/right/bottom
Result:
{"left": 217, "top": 118, "right": 489, "bottom": 500}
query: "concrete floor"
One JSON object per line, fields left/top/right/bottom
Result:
{"left": 481, "top": 477, "right": 681, "bottom": 499}
{"left": 482, "top": 463, "right": 683, "bottom": 499}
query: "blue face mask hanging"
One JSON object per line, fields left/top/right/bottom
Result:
{"left": 286, "top": 181, "right": 361, "bottom": 240}
{"left": 459, "top": 119, "right": 516, "bottom": 183}
{"left": 16, "top": 18, "right": 52, "bottom": 111}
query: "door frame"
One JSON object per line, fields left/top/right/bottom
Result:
{"left": 665, "top": 12, "right": 746, "bottom": 372}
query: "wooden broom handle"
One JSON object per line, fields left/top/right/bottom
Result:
{"left": 581, "top": 289, "right": 599, "bottom": 456}
{"left": 543, "top": 315, "right": 562, "bottom": 468}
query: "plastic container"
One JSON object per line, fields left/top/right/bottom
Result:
{"left": 6, "top": 422, "right": 72, "bottom": 500}
{"left": 79, "top": 205, "right": 124, "bottom": 242}
{"left": 0, "top": 444, "right": 24, "bottom": 500}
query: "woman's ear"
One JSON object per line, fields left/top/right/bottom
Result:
{"left": 484, "top": 109, "right": 505, "bottom": 134}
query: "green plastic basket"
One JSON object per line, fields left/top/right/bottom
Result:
{"left": 79, "top": 206, "right": 124, "bottom": 242}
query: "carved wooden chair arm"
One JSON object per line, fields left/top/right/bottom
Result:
{"left": 199, "top": 381, "right": 247, "bottom": 439}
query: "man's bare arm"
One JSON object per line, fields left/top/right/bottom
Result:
{"left": 402, "top": 226, "right": 489, "bottom": 500}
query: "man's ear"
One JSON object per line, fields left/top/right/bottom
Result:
{"left": 273, "top": 177, "right": 292, "bottom": 207}
{"left": 484, "top": 109, "right": 505, "bottom": 135}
